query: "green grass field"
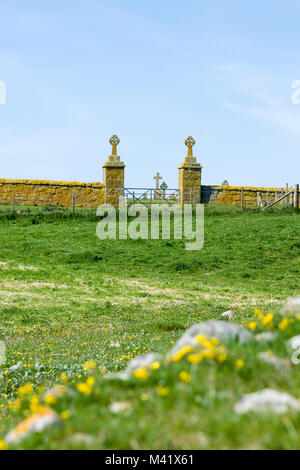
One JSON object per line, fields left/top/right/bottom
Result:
{"left": 0, "top": 204, "right": 300, "bottom": 449}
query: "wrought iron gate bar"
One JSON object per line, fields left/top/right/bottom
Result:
{"left": 123, "top": 187, "right": 180, "bottom": 207}
{"left": 124, "top": 188, "right": 179, "bottom": 191}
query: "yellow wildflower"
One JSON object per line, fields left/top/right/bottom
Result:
{"left": 133, "top": 368, "right": 149, "bottom": 380}
{"left": 202, "top": 347, "right": 217, "bottom": 359}
{"left": 83, "top": 360, "right": 97, "bottom": 371}
{"left": 157, "top": 386, "right": 170, "bottom": 397}
{"left": 262, "top": 313, "right": 274, "bottom": 327}
{"left": 179, "top": 370, "right": 192, "bottom": 384}
{"left": 236, "top": 358, "right": 244, "bottom": 369}
{"left": 195, "top": 335, "right": 213, "bottom": 349}
{"left": 247, "top": 321, "right": 257, "bottom": 331}
{"left": 187, "top": 352, "right": 204, "bottom": 364}
{"left": 76, "top": 376, "right": 95, "bottom": 395}
{"left": 171, "top": 345, "right": 193, "bottom": 362}
{"left": 254, "top": 309, "right": 264, "bottom": 319}
{"left": 44, "top": 394, "right": 57, "bottom": 405}
{"left": 18, "top": 383, "right": 33, "bottom": 397}
{"left": 29, "top": 395, "right": 41, "bottom": 413}
{"left": 150, "top": 361, "right": 160, "bottom": 370}
{"left": 195, "top": 334, "right": 207, "bottom": 343}
{"left": 60, "top": 373, "right": 69, "bottom": 383}
{"left": 210, "top": 337, "right": 219, "bottom": 346}
{"left": 0, "top": 439, "right": 8, "bottom": 450}
{"left": 60, "top": 410, "right": 70, "bottom": 420}
{"left": 9, "top": 400, "right": 21, "bottom": 411}
{"left": 86, "top": 376, "right": 95, "bottom": 387}
{"left": 77, "top": 383, "right": 92, "bottom": 395}
{"left": 278, "top": 318, "right": 289, "bottom": 331}
{"left": 217, "top": 349, "right": 227, "bottom": 363}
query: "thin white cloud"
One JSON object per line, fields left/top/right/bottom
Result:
{"left": 224, "top": 101, "right": 300, "bottom": 136}
{"left": 220, "top": 67, "right": 300, "bottom": 136}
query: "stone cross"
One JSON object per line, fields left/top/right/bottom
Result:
{"left": 153, "top": 172, "right": 162, "bottom": 190}
{"left": 185, "top": 136, "right": 196, "bottom": 158}
{"left": 109, "top": 134, "right": 120, "bottom": 156}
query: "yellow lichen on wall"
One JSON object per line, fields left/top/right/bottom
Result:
{"left": 209, "top": 185, "right": 296, "bottom": 206}
{"left": 0, "top": 179, "right": 105, "bottom": 207}
{"left": 103, "top": 162, "right": 125, "bottom": 207}
{"left": 178, "top": 163, "right": 202, "bottom": 204}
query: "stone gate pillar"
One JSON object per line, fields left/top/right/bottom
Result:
{"left": 103, "top": 135, "right": 125, "bottom": 207}
{"left": 178, "top": 136, "right": 202, "bottom": 205}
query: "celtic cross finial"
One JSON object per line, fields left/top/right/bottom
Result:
{"left": 109, "top": 134, "right": 120, "bottom": 156}
{"left": 185, "top": 136, "right": 195, "bottom": 158}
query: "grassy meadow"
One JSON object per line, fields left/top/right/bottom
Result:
{"left": 0, "top": 204, "right": 300, "bottom": 449}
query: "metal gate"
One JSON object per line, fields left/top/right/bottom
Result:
{"left": 123, "top": 188, "right": 179, "bottom": 206}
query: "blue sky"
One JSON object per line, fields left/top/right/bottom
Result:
{"left": 0, "top": 0, "right": 300, "bottom": 188}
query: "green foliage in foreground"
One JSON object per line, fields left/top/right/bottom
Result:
{"left": 0, "top": 205, "right": 299, "bottom": 449}
{"left": 3, "top": 312, "right": 300, "bottom": 450}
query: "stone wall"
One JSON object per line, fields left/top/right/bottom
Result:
{"left": 0, "top": 179, "right": 297, "bottom": 209}
{"left": 0, "top": 179, "right": 105, "bottom": 207}
{"left": 201, "top": 185, "right": 297, "bottom": 206}
{"left": 178, "top": 163, "right": 202, "bottom": 204}
{"left": 103, "top": 161, "right": 125, "bottom": 208}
